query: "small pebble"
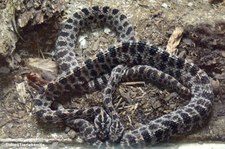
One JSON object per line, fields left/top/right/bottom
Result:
{"left": 104, "top": 27, "right": 111, "bottom": 34}
{"left": 0, "top": 67, "right": 10, "bottom": 74}
{"left": 161, "top": 3, "right": 168, "bottom": 8}
{"left": 65, "top": 127, "right": 71, "bottom": 133}
{"left": 78, "top": 35, "right": 88, "bottom": 49}
{"left": 188, "top": 2, "right": 193, "bottom": 7}
{"left": 67, "top": 129, "right": 77, "bottom": 139}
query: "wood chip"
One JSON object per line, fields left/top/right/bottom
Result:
{"left": 122, "top": 81, "right": 145, "bottom": 86}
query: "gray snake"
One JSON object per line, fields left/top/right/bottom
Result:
{"left": 32, "top": 6, "right": 214, "bottom": 148}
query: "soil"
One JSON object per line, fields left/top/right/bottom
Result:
{"left": 0, "top": 0, "right": 225, "bottom": 148}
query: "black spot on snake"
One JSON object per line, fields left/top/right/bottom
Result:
{"left": 73, "top": 12, "right": 82, "bottom": 19}
{"left": 81, "top": 8, "right": 90, "bottom": 16}
{"left": 112, "top": 9, "right": 119, "bottom": 15}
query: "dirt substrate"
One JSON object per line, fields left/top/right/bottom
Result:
{"left": 0, "top": 0, "right": 225, "bottom": 148}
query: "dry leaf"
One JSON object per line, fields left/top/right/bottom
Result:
{"left": 26, "top": 58, "right": 57, "bottom": 74}
{"left": 166, "top": 27, "right": 184, "bottom": 54}
{"left": 15, "top": 82, "right": 28, "bottom": 104}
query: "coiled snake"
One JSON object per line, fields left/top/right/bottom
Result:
{"left": 33, "top": 6, "right": 214, "bottom": 147}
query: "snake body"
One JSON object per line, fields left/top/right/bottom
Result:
{"left": 107, "top": 65, "right": 213, "bottom": 147}
{"left": 34, "top": 6, "right": 135, "bottom": 123}
{"left": 33, "top": 6, "right": 214, "bottom": 147}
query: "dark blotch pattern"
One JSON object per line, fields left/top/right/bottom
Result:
{"left": 123, "top": 21, "right": 129, "bottom": 27}
{"left": 56, "top": 110, "right": 68, "bottom": 118}
{"left": 195, "top": 106, "right": 206, "bottom": 117}
{"left": 136, "top": 54, "right": 142, "bottom": 64}
{"left": 73, "top": 20, "right": 78, "bottom": 26}
{"left": 73, "top": 67, "right": 81, "bottom": 76}
{"left": 73, "top": 27, "right": 78, "bottom": 32}
{"left": 168, "top": 69, "right": 174, "bottom": 77}
{"left": 158, "top": 63, "right": 166, "bottom": 71}
{"left": 34, "top": 99, "right": 43, "bottom": 106}
{"left": 98, "top": 14, "right": 104, "bottom": 19}
{"left": 64, "top": 24, "right": 73, "bottom": 29}
{"left": 90, "top": 70, "right": 98, "bottom": 77}
{"left": 79, "top": 20, "right": 84, "bottom": 26}
{"left": 126, "top": 26, "right": 133, "bottom": 35}
{"left": 73, "top": 13, "right": 82, "bottom": 19}
{"left": 141, "top": 130, "right": 152, "bottom": 142}
{"left": 168, "top": 57, "right": 175, "bottom": 67}
{"left": 161, "top": 120, "right": 178, "bottom": 134}
{"left": 36, "top": 110, "right": 45, "bottom": 117}
{"left": 201, "top": 75, "right": 210, "bottom": 84}
{"left": 180, "top": 112, "right": 192, "bottom": 125}
{"left": 45, "top": 115, "right": 53, "bottom": 121}
{"left": 108, "top": 46, "right": 117, "bottom": 57}
{"left": 69, "top": 43, "right": 74, "bottom": 48}
{"left": 57, "top": 50, "right": 68, "bottom": 57}
{"left": 57, "top": 41, "right": 67, "bottom": 47}
{"left": 92, "top": 6, "right": 100, "bottom": 12}
{"left": 148, "top": 123, "right": 159, "bottom": 130}
{"left": 47, "top": 83, "right": 55, "bottom": 92}
{"left": 148, "top": 46, "right": 158, "bottom": 55}
{"left": 67, "top": 18, "right": 73, "bottom": 23}
{"left": 122, "top": 42, "right": 130, "bottom": 52}
{"left": 88, "top": 16, "right": 94, "bottom": 20}
{"left": 129, "top": 44, "right": 136, "bottom": 55}
{"left": 154, "top": 129, "right": 163, "bottom": 140}
{"left": 137, "top": 41, "right": 146, "bottom": 53}
{"left": 120, "top": 14, "right": 127, "bottom": 21}
{"left": 104, "top": 97, "right": 111, "bottom": 105}
{"left": 114, "top": 20, "right": 119, "bottom": 25}
{"left": 64, "top": 84, "right": 72, "bottom": 91}
{"left": 59, "top": 78, "right": 67, "bottom": 84}
{"left": 96, "top": 52, "right": 105, "bottom": 63}
{"left": 160, "top": 73, "right": 166, "bottom": 80}
{"left": 101, "top": 64, "right": 110, "bottom": 71}
{"left": 85, "top": 59, "right": 94, "bottom": 69}
{"left": 61, "top": 63, "right": 69, "bottom": 71}
{"left": 112, "top": 9, "right": 119, "bottom": 15}
{"left": 101, "top": 75, "right": 108, "bottom": 85}
{"left": 103, "top": 6, "right": 110, "bottom": 13}
{"left": 160, "top": 52, "right": 169, "bottom": 62}
{"left": 105, "top": 88, "right": 111, "bottom": 94}
{"left": 81, "top": 8, "right": 90, "bottom": 16}
{"left": 175, "top": 70, "right": 181, "bottom": 78}
{"left": 112, "top": 58, "right": 120, "bottom": 65}
{"left": 139, "top": 66, "right": 145, "bottom": 74}
{"left": 93, "top": 79, "right": 101, "bottom": 90}
{"left": 118, "top": 26, "right": 123, "bottom": 31}
{"left": 59, "top": 31, "right": 69, "bottom": 37}
{"left": 189, "top": 65, "right": 199, "bottom": 76}
{"left": 70, "top": 34, "right": 75, "bottom": 39}
{"left": 176, "top": 58, "right": 185, "bottom": 69}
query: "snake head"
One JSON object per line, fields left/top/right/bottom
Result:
{"left": 109, "top": 119, "right": 125, "bottom": 143}
{"left": 94, "top": 110, "right": 111, "bottom": 141}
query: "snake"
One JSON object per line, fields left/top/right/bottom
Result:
{"left": 32, "top": 6, "right": 214, "bottom": 147}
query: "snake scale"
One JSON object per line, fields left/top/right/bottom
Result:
{"left": 33, "top": 6, "right": 214, "bottom": 148}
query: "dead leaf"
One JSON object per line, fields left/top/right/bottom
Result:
{"left": 15, "top": 82, "right": 28, "bottom": 104}
{"left": 26, "top": 58, "right": 57, "bottom": 74}
{"left": 166, "top": 27, "right": 184, "bottom": 54}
